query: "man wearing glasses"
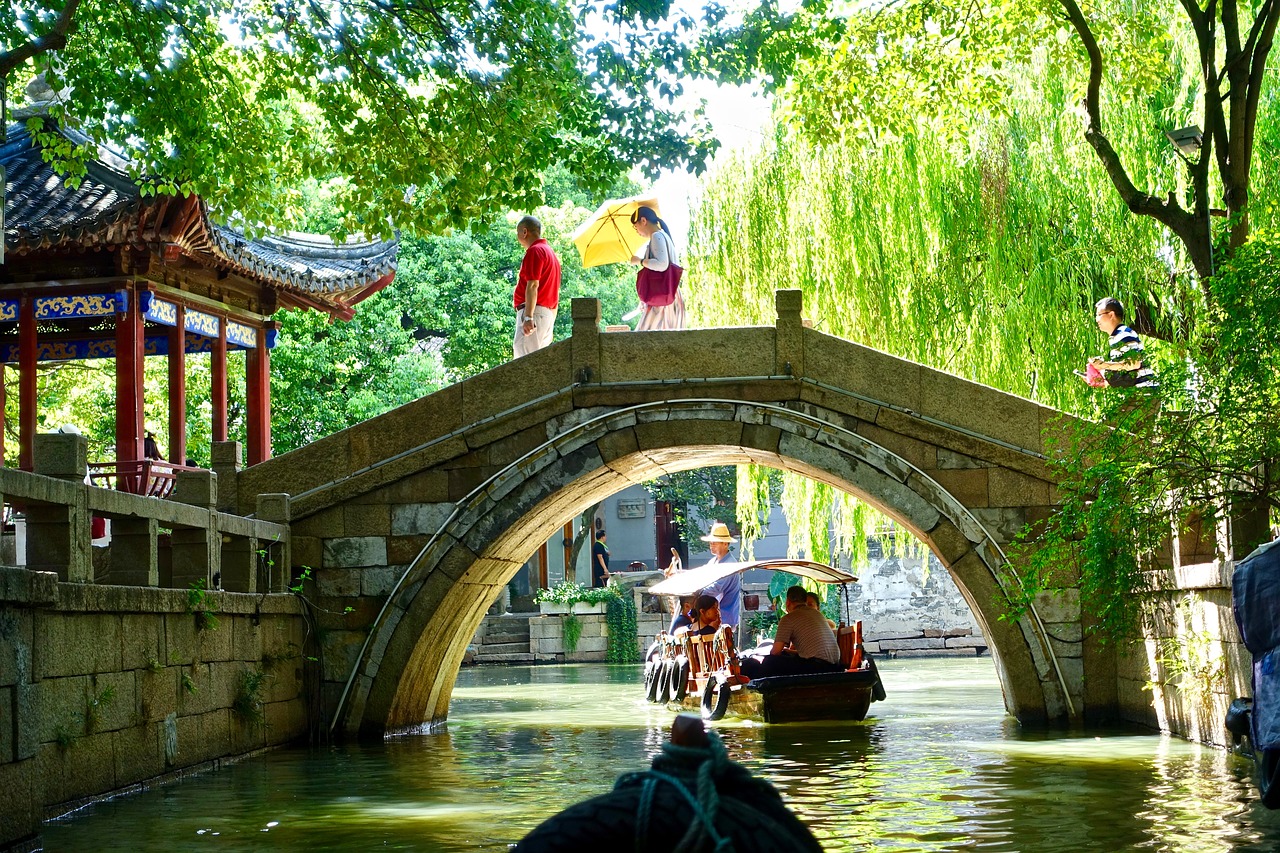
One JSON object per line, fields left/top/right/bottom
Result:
{"left": 1086, "top": 297, "right": 1158, "bottom": 389}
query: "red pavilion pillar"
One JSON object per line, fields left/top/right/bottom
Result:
{"left": 168, "top": 305, "right": 187, "bottom": 467}
{"left": 212, "top": 318, "right": 228, "bottom": 443}
{"left": 245, "top": 325, "right": 271, "bottom": 466}
{"left": 18, "top": 297, "right": 36, "bottom": 471}
{"left": 115, "top": 283, "right": 144, "bottom": 482}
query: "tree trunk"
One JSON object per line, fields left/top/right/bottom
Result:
{"left": 566, "top": 502, "right": 602, "bottom": 584}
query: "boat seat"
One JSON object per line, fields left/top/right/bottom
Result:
{"left": 837, "top": 621, "right": 864, "bottom": 671}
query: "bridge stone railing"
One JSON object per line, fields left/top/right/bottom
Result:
{"left": 3, "top": 433, "right": 290, "bottom": 592}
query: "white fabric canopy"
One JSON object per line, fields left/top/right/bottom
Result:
{"left": 648, "top": 558, "right": 857, "bottom": 596}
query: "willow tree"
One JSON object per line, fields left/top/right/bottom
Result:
{"left": 688, "top": 0, "right": 1280, "bottom": 604}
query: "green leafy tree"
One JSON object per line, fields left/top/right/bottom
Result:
{"left": 700, "top": 0, "right": 1280, "bottom": 289}
{"left": 270, "top": 287, "right": 447, "bottom": 453}
{"left": 3, "top": 0, "right": 715, "bottom": 237}
{"left": 1008, "top": 229, "right": 1280, "bottom": 640}
{"left": 688, "top": 0, "right": 1280, "bottom": 603}
{"left": 646, "top": 466, "right": 741, "bottom": 555}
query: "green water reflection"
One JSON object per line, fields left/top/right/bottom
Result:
{"left": 42, "top": 658, "right": 1280, "bottom": 851}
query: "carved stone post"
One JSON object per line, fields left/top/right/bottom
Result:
{"left": 211, "top": 440, "right": 242, "bottom": 513}
{"left": 775, "top": 289, "right": 805, "bottom": 379}
{"left": 28, "top": 433, "right": 91, "bottom": 582}
{"left": 570, "top": 297, "right": 602, "bottom": 385}
{"left": 256, "top": 493, "right": 292, "bottom": 593}
{"left": 170, "top": 469, "right": 219, "bottom": 589}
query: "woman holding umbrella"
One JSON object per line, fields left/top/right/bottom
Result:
{"left": 629, "top": 206, "right": 686, "bottom": 331}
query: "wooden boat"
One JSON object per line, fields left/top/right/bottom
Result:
{"left": 643, "top": 559, "right": 886, "bottom": 723}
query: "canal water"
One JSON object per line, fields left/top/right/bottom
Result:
{"left": 42, "top": 658, "right": 1280, "bottom": 851}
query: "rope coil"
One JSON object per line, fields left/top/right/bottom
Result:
{"left": 618, "top": 733, "right": 737, "bottom": 853}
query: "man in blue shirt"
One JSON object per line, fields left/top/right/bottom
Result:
{"left": 699, "top": 522, "right": 741, "bottom": 638}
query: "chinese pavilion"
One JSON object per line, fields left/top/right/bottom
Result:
{"left": 1, "top": 104, "right": 397, "bottom": 484}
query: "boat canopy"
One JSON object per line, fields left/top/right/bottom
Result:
{"left": 648, "top": 558, "right": 857, "bottom": 597}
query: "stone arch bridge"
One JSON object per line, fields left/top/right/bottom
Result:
{"left": 234, "top": 291, "right": 1112, "bottom": 738}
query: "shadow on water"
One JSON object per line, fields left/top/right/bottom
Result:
{"left": 40, "top": 658, "right": 1280, "bottom": 852}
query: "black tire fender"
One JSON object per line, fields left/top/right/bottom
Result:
{"left": 654, "top": 658, "right": 672, "bottom": 703}
{"left": 672, "top": 658, "right": 691, "bottom": 702}
{"left": 644, "top": 659, "right": 662, "bottom": 703}
{"left": 701, "top": 676, "right": 731, "bottom": 721}
{"left": 644, "top": 640, "right": 662, "bottom": 663}
{"left": 658, "top": 659, "right": 680, "bottom": 704}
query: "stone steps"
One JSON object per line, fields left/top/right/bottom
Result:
{"left": 473, "top": 651, "right": 536, "bottom": 664}
{"left": 483, "top": 631, "right": 530, "bottom": 645}
{"left": 469, "top": 613, "right": 534, "bottom": 665}
{"left": 475, "top": 641, "right": 532, "bottom": 656}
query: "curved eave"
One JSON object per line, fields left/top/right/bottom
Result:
{"left": 3, "top": 119, "right": 399, "bottom": 318}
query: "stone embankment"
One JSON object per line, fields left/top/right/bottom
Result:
{"left": 468, "top": 600, "right": 985, "bottom": 663}
{"left": 0, "top": 567, "right": 307, "bottom": 852}
{"left": 863, "top": 627, "right": 987, "bottom": 657}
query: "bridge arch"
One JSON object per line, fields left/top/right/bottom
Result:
{"left": 337, "top": 398, "right": 1072, "bottom": 736}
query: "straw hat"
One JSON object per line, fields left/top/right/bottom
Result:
{"left": 700, "top": 521, "right": 737, "bottom": 543}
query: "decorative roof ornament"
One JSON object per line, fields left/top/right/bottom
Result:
{"left": 12, "top": 72, "right": 71, "bottom": 121}
{"left": 1, "top": 118, "right": 397, "bottom": 315}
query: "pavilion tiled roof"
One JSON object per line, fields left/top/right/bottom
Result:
{"left": 2, "top": 119, "right": 397, "bottom": 316}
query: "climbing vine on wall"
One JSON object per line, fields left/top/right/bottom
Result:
{"left": 605, "top": 590, "right": 640, "bottom": 663}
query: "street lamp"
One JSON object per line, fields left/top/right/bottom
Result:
{"left": 1165, "top": 125, "right": 1212, "bottom": 276}
{"left": 1165, "top": 125, "right": 1204, "bottom": 156}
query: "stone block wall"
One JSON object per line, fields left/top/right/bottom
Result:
{"left": 0, "top": 567, "right": 307, "bottom": 851}
{"left": 529, "top": 613, "right": 609, "bottom": 662}
{"left": 1116, "top": 575, "right": 1249, "bottom": 747}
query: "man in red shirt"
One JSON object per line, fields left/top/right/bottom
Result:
{"left": 513, "top": 215, "right": 562, "bottom": 358}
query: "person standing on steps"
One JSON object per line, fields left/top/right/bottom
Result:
{"left": 591, "top": 529, "right": 611, "bottom": 588}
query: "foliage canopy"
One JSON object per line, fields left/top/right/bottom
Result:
{"left": 3, "top": 0, "right": 716, "bottom": 237}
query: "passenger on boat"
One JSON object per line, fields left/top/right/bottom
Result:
{"left": 669, "top": 594, "right": 698, "bottom": 634}
{"left": 740, "top": 586, "right": 842, "bottom": 679}
{"left": 687, "top": 594, "right": 722, "bottom": 637}
{"left": 805, "top": 591, "right": 839, "bottom": 631}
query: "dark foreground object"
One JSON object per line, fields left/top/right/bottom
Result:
{"left": 1231, "top": 539, "right": 1280, "bottom": 809}
{"left": 515, "top": 715, "right": 823, "bottom": 852}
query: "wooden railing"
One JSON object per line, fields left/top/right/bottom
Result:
{"left": 88, "top": 460, "right": 203, "bottom": 498}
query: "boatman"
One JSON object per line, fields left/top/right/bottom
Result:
{"left": 699, "top": 522, "right": 741, "bottom": 638}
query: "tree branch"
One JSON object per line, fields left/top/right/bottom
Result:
{"left": 1058, "top": 0, "right": 1211, "bottom": 277}
{"left": 1243, "top": 0, "right": 1280, "bottom": 175}
{"left": 0, "top": 0, "right": 83, "bottom": 79}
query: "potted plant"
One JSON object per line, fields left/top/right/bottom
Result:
{"left": 535, "top": 581, "right": 620, "bottom": 614}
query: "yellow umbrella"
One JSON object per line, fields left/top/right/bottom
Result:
{"left": 570, "top": 196, "right": 661, "bottom": 268}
